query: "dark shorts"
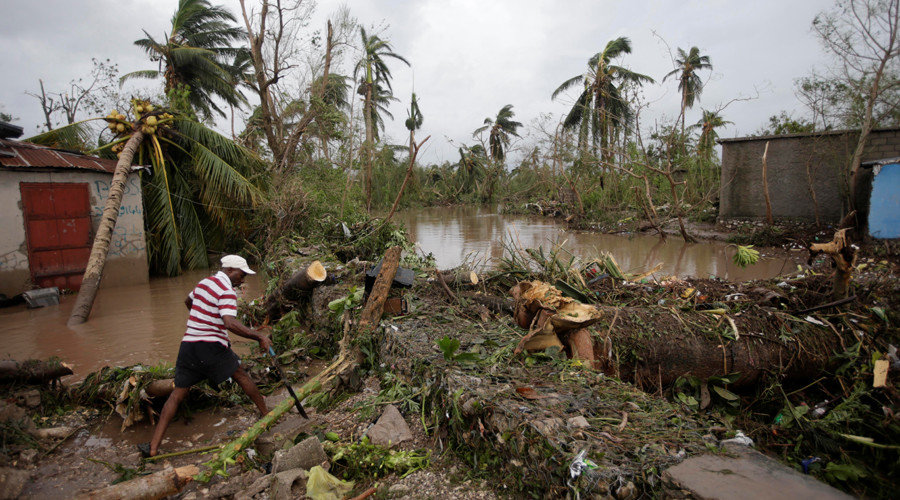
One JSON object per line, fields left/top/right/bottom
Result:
{"left": 174, "top": 341, "right": 240, "bottom": 389}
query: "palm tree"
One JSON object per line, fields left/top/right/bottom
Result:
{"left": 473, "top": 104, "right": 522, "bottom": 164}
{"left": 123, "top": 0, "right": 248, "bottom": 120}
{"left": 354, "top": 27, "right": 409, "bottom": 212}
{"left": 30, "top": 99, "right": 263, "bottom": 325}
{"left": 405, "top": 92, "right": 424, "bottom": 158}
{"left": 664, "top": 47, "right": 712, "bottom": 139}
{"left": 552, "top": 37, "right": 654, "bottom": 166}
{"left": 455, "top": 145, "right": 487, "bottom": 196}
{"left": 691, "top": 109, "right": 732, "bottom": 157}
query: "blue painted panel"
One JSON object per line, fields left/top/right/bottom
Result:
{"left": 869, "top": 163, "right": 900, "bottom": 239}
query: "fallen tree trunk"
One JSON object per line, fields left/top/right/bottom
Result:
{"left": 458, "top": 292, "right": 513, "bottom": 315}
{"left": 198, "top": 247, "right": 401, "bottom": 482}
{"left": 435, "top": 268, "right": 479, "bottom": 288}
{"left": 77, "top": 465, "right": 198, "bottom": 500}
{"left": 0, "top": 359, "right": 73, "bottom": 384}
{"left": 449, "top": 291, "right": 852, "bottom": 389}
{"left": 593, "top": 305, "right": 849, "bottom": 389}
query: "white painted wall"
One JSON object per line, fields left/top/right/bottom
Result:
{"left": 0, "top": 170, "right": 148, "bottom": 296}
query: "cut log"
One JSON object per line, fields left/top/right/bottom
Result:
{"left": 145, "top": 379, "right": 175, "bottom": 398}
{"left": 809, "top": 229, "right": 858, "bottom": 299}
{"left": 265, "top": 261, "right": 328, "bottom": 321}
{"left": 283, "top": 261, "right": 327, "bottom": 297}
{"left": 435, "top": 268, "right": 479, "bottom": 287}
{"left": 77, "top": 465, "right": 198, "bottom": 500}
{"left": 0, "top": 359, "right": 73, "bottom": 384}
{"left": 31, "top": 426, "right": 74, "bottom": 439}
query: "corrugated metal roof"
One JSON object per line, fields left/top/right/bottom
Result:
{"left": 0, "top": 138, "right": 117, "bottom": 174}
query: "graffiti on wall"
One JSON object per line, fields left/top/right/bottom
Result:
{"left": 90, "top": 176, "right": 146, "bottom": 258}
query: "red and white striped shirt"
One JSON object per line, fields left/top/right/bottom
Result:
{"left": 183, "top": 271, "right": 238, "bottom": 346}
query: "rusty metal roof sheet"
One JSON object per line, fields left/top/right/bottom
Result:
{"left": 0, "top": 138, "right": 117, "bottom": 174}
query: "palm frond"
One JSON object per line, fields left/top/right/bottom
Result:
{"left": 26, "top": 120, "right": 97, "bottom": 151}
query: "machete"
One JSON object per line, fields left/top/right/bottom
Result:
{"left": 267, "top": 347, "right": 309, "bottom": 419}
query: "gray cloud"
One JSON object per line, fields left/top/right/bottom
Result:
{"left": 1, "top": 0, "right": 831, "bottom": 164}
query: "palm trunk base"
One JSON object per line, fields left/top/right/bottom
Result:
{"left": 68, "top": 274, "right": 101, "bottom": 326}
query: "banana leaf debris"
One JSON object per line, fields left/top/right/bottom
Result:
{"left": 2, "top": 228, "right": 897, "bottom": 499}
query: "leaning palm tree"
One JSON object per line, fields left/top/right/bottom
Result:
{"left": 691, "top": 109, "right": 732, "bottom": 158}
{"left": 29, "top": 98, "right": 263, "bottom": 325}
{"left": 123, "top": 0, "right": 248, "bottom": 120}
{"left": 473, "top": 104, "right": 523, "bottom": 164}
{"left": 354, "top": 26, "right": 409, "bottom": 212}
{"left": 664, "top": 47, "right": 712, "bottom": 139}
{"left": 552, "top": 37, "right": 654, "bottom": 166}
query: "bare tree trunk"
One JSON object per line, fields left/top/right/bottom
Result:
{"left": 68, "top": 131, "right": 144, "bottom": 326}
{"left": 37, "top": 79, "right": 55, "bottom": 131}
{"left": 762, "top": 141, "right": 774, "bottom": 225}
{"left": 383, "top": 136, "right": 430, "bottom": 226}
{"left": 364, "top": 83, "right": 374, "bottom": 213}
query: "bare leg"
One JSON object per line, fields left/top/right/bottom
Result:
{"left": 233, "top": 366, "right": 268, "bottom": 415}
{"left": 149, "top": 387, "right": 189, "bottom": 456}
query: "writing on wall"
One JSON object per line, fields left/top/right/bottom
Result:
{"left": 90, "top": 175, "right": 147, "bottom": 258}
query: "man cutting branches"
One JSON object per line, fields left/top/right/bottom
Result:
{"left": 142, "top": 255, "right": 272, "bottom": 458}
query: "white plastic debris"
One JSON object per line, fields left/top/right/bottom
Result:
{"left": 720, "top": 430, "right": 754, "bottom": 447}
{"left": 569, "top": 449, "right": 597, "bottom": 479}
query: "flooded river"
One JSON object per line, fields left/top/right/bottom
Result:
{"left": 0, "top": 270, "right": 262, "bottom": 380}
{"left": 396, "top": 205, "right": 802, "bottom": 281}
{"left": 2, "top": 206, "right": 802, "bottom": 379}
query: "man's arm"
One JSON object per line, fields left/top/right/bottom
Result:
{"left": 223, "top": 316, "right": 272, "bottom": 351}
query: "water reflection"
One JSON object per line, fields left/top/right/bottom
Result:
{"left": 397, "top": 205, "right": 800, "bottom": 281}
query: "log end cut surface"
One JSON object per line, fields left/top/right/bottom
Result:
{"left": 307, "top": 261, "right": 327, "bottom": 282}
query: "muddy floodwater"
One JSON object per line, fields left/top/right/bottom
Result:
{"left": 2, "top": 206, "right": 803, "bottom": 380}
{"left": 0, "top": 270, "right": 262, "bottom": 380}
{"left": 397, "top": 205, "right": 803, "bottom": 280}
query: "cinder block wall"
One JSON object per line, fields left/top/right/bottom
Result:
{"left": 719, "top": 128, "right": 900, "bottom": 222}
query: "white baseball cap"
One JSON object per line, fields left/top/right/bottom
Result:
{"left": 221, "top": 254, "right": 256, "bottom": 275}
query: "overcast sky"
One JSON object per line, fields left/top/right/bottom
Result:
{"left": 0, "top": 0, "right": 834, "bottom": 164}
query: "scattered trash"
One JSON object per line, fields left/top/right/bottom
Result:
{"left": 306, "top": 465, "right": 354, "bottom": 500}
{"left": 568, "top": 449, "right": 597, "bottom": 479}
{"left": 720, "top": 430, "right": 754, "bottom": 447}
{"left": 873, "top": 359, "right": 889, "bottom": 388}
{"left": 800, "top": 456, "right": 820, "bottom": 474}
{"left": 23, "top": 287, "right": 60, "bottom": 308}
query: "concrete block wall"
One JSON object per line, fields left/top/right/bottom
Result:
{"left": 719, "top": 128, "right": 900, "bottom": 222}
{"left": 0, "top": 170, "right": 149, "bottom": 297}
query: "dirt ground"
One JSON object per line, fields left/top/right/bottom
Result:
{"left": 2, "top": 219, "right": 897, "bottom": 499}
